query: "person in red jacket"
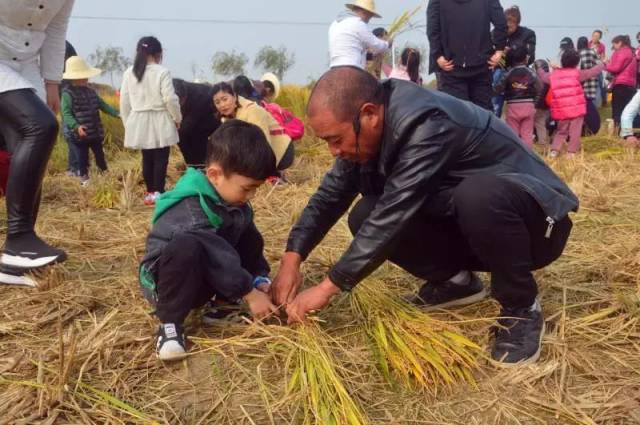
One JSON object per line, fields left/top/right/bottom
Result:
{"left": 606, "top": 35, "right": 638, "bottom": 129}
{"left": 536, "top": 49, "right": 605, "bottom": 157}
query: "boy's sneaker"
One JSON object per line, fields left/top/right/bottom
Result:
{"left": 152, "top": 192, "right": 161, "bottom": 201}
{"left": 156, "top": 323, "right": 187, "bottom": 361}
{"left": 0, "top": 264, "right": 37, "bottom": 287}
{"left": 410, "top": 273, "right": 487, "bottom": 311}
{"left": 143, "top": 192, "right": 155, "bottom": 206}
{"left": 491, "top": 305, "right": 545, "bottom": 367}
{"left": 2, "top": 232, "right": 67, "bottom": 270}
{"left": 80, "top": 176, "right": 90, "bottom": 187}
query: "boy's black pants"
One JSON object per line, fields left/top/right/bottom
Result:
{"left": 348, "top": 174, "right": 572, "bottom": 310}
{"left": 73, "top": 138, "right": 107, "bottom": 177}
{"left": 141, "top": 147, "right": 170, "bottom": 193}
{"left": 153, "top": 232, "right": 254, "bottom": 324}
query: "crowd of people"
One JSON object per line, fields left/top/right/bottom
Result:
{"left": 1, "top": 0, "right": 640, "bottom": 369}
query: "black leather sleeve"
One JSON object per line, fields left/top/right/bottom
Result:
{"left": 285, "top": 159, "right": 360, "bottom": 260}
{"left": 328, "top": 115, "right": 459, "bottom": 291}
{"left": 426, "top": 0, "right": 444, "bottom": 61}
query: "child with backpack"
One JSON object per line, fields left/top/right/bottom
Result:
{"left": 139, "top": 120, "right": 278, "bottom": 361}
{"left": 61, "top": 56, "right": 120, "bottom": 185}
{"left": 536, "top": 49, "right": 605, "bottom": 157}
{"left": 494, "top": 44, "right": 541, "bottom": 148}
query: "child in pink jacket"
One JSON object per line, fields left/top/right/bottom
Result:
{"left": 537, "top": 49, "right": 605, "bottom": 157}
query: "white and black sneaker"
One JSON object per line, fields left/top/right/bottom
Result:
{"left": 2, "top": 233, "right": 67, "bottom": 270}
{"left": 156, "top": 323, "right": 187, "bottom": 361}
{"left": 0, "top": 264, "right": 37, "bottom": 287}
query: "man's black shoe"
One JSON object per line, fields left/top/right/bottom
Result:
{"left": 2, "top": 232, "right": 67, "bottom": 270}
{"left": 491, "top": 305, "right": 545, "bottom": 367}
{"left": 410, "top": 272, "right": 487, "bottom": 311}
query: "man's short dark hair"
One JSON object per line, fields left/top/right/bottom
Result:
{"left": 561, "top": 49, "right": 581, "bottom": 68}
{"left": 308, "top": 66, "right": 383, "bottom": 122}
{"left": 207, "top": 120, "right": 277, "bottom": 180}
{"left": 593, "top": 29, "right": 603, "bottom": 37}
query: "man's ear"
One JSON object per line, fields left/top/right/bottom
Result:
{"left": 361, "top": 103, "right": 384, "bottom": 131}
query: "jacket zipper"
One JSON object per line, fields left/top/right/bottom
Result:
{"left": 545, "top": 217, "right": 555, "bottom": 239}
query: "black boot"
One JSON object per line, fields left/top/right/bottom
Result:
{"left": 410, "top": 272, "right": 487, "bottom": 310}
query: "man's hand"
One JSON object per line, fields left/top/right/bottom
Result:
{"left": 272, "top": 252, "right": 303, "bottom": 306}
{"left": 45, "top": 81, "right": 60, "bottom": 114}
{"left": 286, "top": 278, "right": 341, "bottom": 325}
{"left": 243, "top": 289, "right": 279, "bottom": 320}
{"left": 437, "top": 56, "right": 454, "bottom": 72}
{"left": 488, "top": 50, "right": 504, "bottom": 69}
{"left": 77, "top": 126, "right": 88, "bottom": 138}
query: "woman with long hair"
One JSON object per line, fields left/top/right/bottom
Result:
{"left": 120, "top": 36, "right": 182, "bottom": 205}
{"left": 606, "top": 35, "right": 638, "bottom": 129}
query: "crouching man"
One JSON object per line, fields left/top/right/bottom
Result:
{"left": 273, "top": 66, "right": 578, "bottom": 367}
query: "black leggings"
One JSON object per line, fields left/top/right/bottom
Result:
{"left": 142, "top": 147, "right": 170, "bottom": 193}
{"left": 0, "top": 89, "right": 58, "bottom": 237}
{"left": 612, "top": 84, "right": 637, "bottom": 127}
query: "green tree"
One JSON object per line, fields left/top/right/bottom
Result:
{"left": 88, "top": 46, "right": 131, "bottom": 87}
{"left": 254, "top": 46, "right": 295, "bottom": 80}
{"left": 211, "top": 50, "right": 249, "bottom": 78}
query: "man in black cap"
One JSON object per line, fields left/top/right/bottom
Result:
{"left": 273, "top": 66, "right": 578, "bottom": 367}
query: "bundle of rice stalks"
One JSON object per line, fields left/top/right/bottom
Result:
{"left": 287, "top": 323, "right": 369, "bottom": 425}
{"left": 386, "top": 5, "right": 422, "bottom": 39}
{"left": 351, "top": 279, "right": 480, "bottom": 393}
{"left": 91, "top": 178, "right": 118, "bottom": 209}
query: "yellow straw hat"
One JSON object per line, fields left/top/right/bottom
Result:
{"left": 261, "top": 72, "right": 281, "bottom": 100}
{"left": 346, "top": 0, "right": 382, "bottom": 18}
{"left": 63, "top": 56, "right": 102, "bottom": 80}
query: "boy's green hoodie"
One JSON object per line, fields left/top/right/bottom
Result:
{"left": 152, "top": 167, "right": 223, "bottom": 228}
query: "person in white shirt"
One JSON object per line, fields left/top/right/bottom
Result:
{"left": 0, "top": 0, "right": 75, "bottom": 286}
{"left": 120, "top": 36, "right": 182, "bottom": 206}
{"left": 329, "top": 0, "right": 390, "bottom": 69}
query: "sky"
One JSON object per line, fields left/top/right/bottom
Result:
{"left": 67, "top": 0, "right": 640, "bottom": 87}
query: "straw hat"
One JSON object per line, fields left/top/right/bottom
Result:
{"left": 261, "top": 72, "right": 281, "bottom": 100}
{"left": 346, "top": 0, "right": 381, "bottom": 18}
{"left": 63, "top": 56, "right": 102, "bottom": 80}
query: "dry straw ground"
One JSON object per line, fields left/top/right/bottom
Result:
{"left": 0, "top": 92, "right": 638, "bottom": 424}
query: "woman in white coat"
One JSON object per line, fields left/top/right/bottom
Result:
{"left": 120, "top": 36, "right": 182, "bottom": 206}
{"left": 0, "top": 0, "right": 75, "bottom": 286}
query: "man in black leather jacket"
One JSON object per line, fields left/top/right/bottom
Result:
{"left": 275, "top": 67, "right": 578, "bottom": 366}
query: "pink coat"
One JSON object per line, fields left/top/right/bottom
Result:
{"left": 606, "top": 46, "right": 638, "bottom": 88}
{"left": 548, "top": 68, "right": 586, "bottom": 120}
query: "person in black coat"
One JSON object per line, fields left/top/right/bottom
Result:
{"left": 427, "top": 0, "right": 507, "bottom": 111}
{"left": 275, "top": 67, "right": 578, "bottom": 367}
{"left": 172, "top": 79, "right": 221, "bottom": 168}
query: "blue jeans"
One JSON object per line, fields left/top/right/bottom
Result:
{"left": 63, "top": 126, "right": 80, "bottom": 174}
{"left": 492, "top": 69, "right": 506, "bottom": 117}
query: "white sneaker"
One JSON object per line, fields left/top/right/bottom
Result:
{"left": 156, "top": 323, "right": 187, "bottom": 361}
{"left": 152, "top": 192, "right": 161, "bottom": 201}
{"left": 0, "top": 266, "right": 37, "bottom": 287}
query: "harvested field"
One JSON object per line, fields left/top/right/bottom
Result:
{"left": 0, "top": 105, "right": 639, "bottom": 423}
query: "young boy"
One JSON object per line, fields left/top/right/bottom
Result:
{"left": 139, "top": 120, "right": 278, "bottom": 361}
{"left": 494, "top": 44, "right": 542, "bottom": 148}
{"left": 61, "top": 56, "right": 119, "bottom": 185}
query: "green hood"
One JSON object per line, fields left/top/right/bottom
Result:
{"left": 151, "top": 167, "right": 223, "bottom": 228}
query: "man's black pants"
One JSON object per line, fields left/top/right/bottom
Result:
{"left": 348, "top": 175, "right": 572, "bottom": 309}
{"left": 437, "top": 67, "right": 493, "bottom": 111}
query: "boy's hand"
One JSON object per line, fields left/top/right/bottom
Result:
{"left": 243, "top": 289, "right": 278, "bottom": 320}
{"left": 256, "top": 282, "right": 271, "bottom": 294}
{"left": 77, "top": 126, "right": 88, "bottom": 138}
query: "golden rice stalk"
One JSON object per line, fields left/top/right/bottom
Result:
{"left": 287, "top": 323, "right": 369, "bottom": 425}
{"left": 91, "top": 179, "right": 118, "bottom": 209}
{"left": 351, "top": 279, "right": 480, "bottom": 393}
{"left": 386, "top": 5, "right": 422, "bottom": 39}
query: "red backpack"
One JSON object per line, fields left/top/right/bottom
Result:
{"left": 261, "top": 101, "right": 305, "bottom": 141}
